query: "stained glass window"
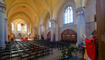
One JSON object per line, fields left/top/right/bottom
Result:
{"left": 11, "top": 23, "right": 14, "bottom": 32}
{"left": 64, "top": 6, "right": 73, "bottom": 24}
{"left": 17, "top": 24, "right": 21, "bottom": 31}
{"left": 24, "top": 24, "right": 27, "bottom": 32}
{"left": 49, "top": 21, "right": 51, "bottom": 28}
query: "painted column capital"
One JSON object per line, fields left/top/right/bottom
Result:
{"left": 76, "top": 7, "right": 85, "bottom": 15}
{"left": 0, "top": 2, "right": 5, "bottom": 12}
{"left": 50, "top": 18, "right": 56, "bottom": 24}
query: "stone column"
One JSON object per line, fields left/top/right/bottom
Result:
{"left": 76, "top": 8, "right": 86, "bottom": 46}
{"left": 0, "top": 2, "right": 6, "bottom": 49}
{"left": 43, "top": 24, "right": 47, "bottom": 40}
{"left": 39, "top": 24, "right": 42, "bottom": 40}
{"left": 55, "top": 23, "right": 59, "bottom": 41}
{"left": 4, "top": 18, "right": 8, "bottom": 42}
{"left": 50, "top": 19, "right": 55, "bottom": 42}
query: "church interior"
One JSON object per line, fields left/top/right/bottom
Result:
{"left": 0, "top": 0, "right": 105, "bottom": 60}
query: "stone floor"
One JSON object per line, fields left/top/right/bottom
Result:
{"left": 10, "top": 48, "right": 87, "bottom": 60}
{"left": 36, "top": 48, "right": 86, "bottom": 60}
{"left": 8, "top": 41, "right": 88, "bottom": 60}
{"left": 37, "top": 49, "right": 61, "bottom": 60}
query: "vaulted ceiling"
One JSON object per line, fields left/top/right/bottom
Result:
{"left": 6, "top": 0, "right": 60, "bottom": 27}
{"left": 6, "top": 0, "right": 86, "bottom": 29}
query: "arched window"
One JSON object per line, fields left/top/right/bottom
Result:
{"left": 64, "top": 6, "right": 73, "bottom": 24}
{"left": 11, "top": 23, "right": 14, "bottom": 32}
{"left": 48, "top": 21, "right": 51, "bottom": 28}
{"left": 17, "top": 24, "right": 21, "bottom": 31}
{"left": 24, "top": 24, "right": 27, "bottom": 32}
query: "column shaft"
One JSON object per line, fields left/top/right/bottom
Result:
{"left": 0, "top": 2, "right": 6, "bottom": 49}
{"left": 76, "top": 8, "right": 86, "bottom": 45}
{"left": 51, "top": 22, "right": 54, "bottom": 42}
{"left": 0, "top": 12, "right": 6, "bottom": 49}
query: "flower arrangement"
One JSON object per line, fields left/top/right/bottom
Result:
{"left": 61, "top": 46, "right": 79, "bottom": 60}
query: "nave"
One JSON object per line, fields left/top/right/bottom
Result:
{"left": 1, "top": 0, "right": 105, "bottom": 60}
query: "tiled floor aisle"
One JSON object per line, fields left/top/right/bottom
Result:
{"left": 37, "top": 49, "right": 61, "bottom": 60}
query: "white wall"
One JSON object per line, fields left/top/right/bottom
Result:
{"left": 85, "top": 0, "right": 96, "bottom": 36}
{"left": 42, "top": 0, "right": 96, "bottom": 41}
{"left": 56, "top": 0, "right": 77, "bottom": 40}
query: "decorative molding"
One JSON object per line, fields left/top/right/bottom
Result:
{"left": 76, "top": 7, "right": 85, "bottom": 15}
{"left": 50, "top": 19, "right": 56, "bottom": 23}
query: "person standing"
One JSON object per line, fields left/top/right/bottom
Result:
{"left": 82, "top": 31, "right": 96, "bottom": 60}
